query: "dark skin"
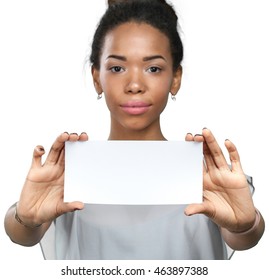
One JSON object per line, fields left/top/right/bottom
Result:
{"left": 185, "top": 130, "right": 256, "bottom": 233}
{"left": 4, "top": 22, "right": 264, "bottom": 249}
{"left": 16, "top": 133, "right": 88, "bottom": 227}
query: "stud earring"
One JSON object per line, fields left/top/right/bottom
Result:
{"left": 97, "top": 93, "right": 103, "bottom": 100}
{"left": 171, "top": 93, "right": 176, "bottom": 101}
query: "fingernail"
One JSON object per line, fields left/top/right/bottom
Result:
{"left": 194, "top": 134, "right": 203, "bottom": 137}
{"left": 202, "top": 127, "right": 207, "bottom": 130}
{"left": 70, "top": 133, "right": 78, "bottom": 136}
{"left": 36, "top": 146, "right": 45, "bottom": 152}
{"left": 63, "top": 132, "right": 69, "bottom": 135}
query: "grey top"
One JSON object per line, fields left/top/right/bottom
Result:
{"left": 40, "top": 176, "right": 254, "bottom": 260}
{"left": 41, "top": 205, "right": 228, "bottom": 260}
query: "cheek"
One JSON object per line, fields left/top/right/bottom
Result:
{"left": 104, "top": 93, "right": 115, "bottom": 111}
{"left": 152, "top": 73, "right": 174, "bottom": 92}
{"left": 153, "top": 80, "right": 172, "bottom": 101}
{"left": 159, "top": 93, "right": 169, "bottom": 110}
{"left": 101, "top": 74, "right": 122, "bottom": 97}
{"left": 155, "top": 79, "right": 171, "bottom": 109}
{"left": 103, "top": 87, "right": 121, "bottom": 114}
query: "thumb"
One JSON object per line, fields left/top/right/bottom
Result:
{"left": 184, "top": 203, "right": 206, "bottom": 216}
{"left": 56, "top": 201, "right": 85, "bottom": 217}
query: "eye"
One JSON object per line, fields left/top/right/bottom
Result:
{"left": 110, "top": 66, "right": 124, "bottom": 73}
{"left": 147, "top": 66, "right": 161, "bottom": 73}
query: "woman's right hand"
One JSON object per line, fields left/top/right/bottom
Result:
{"left": 16, "top": 132, "right": 88, "bottom": 227}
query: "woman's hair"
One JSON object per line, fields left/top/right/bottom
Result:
{"left": 90, "top": 0, "right": 183, "bottom": 72}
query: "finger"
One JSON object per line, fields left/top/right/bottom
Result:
{"left": 184, "top": 190, "right": 215, "bottom": 218}
{"left": 225, "top": 139, "right": 243, "bottom": 172}
{"left": 185, "top": 133, "right": 194, "bottom": 141}
{"left": 57, "top": 132, "right": 89, "bottom": 166}
{"left": 202, "top": 128, "right": 229, "bottom": 169}
{"left": 57, "top": 132, "right": 88, "bottom": 166}
{"left": 69, "top": 133, "right": 80, "bottom": 142}
{"left": 184, "top": 203, "right": 207, "bottom": 216}
{"left": 67, "top": 132, "right": 88, "bottom": 142}
{"left": 79, "top": 132, "right": 89, "bottom": 141}
{"left": 45, "top": 132, "right": 70, "bottom": 165}
{"left": 56, "top": 201, "right": 84, "bottom": 216}
{"left": 186, "top": 132, "right": 207, "bottom": 174}
{"left": 31, "top": 146, "right": 45, "bottom": 168}
{"left": 193, "top": 134, "right": 204, "bottom": 142}
{"left": 203, "top": 159, "right": 208, "bottom": 174}
{"left": 57, "top": 146, "right": 65, "bottom": 167}
{"left": 203, "top": 141, "right": 217, "bottom": 170}
{"left": 184, "top": 203, "right": 215, "bottom": 219}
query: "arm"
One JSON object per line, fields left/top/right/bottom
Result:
{"left": 4, "top": 203, "right": 52, "bottom": 246}
{"left": 220, "top": 208, "right": 265, "bottom": 250}
{"left": 185, "top": 128, "right": 265, "bottom": 250}
{"left": 4, "top": 132, "right": 88, "bottom": 246}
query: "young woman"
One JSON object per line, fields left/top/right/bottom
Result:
{"left": 4, "top": 0, "right": 265, "bottom": 259}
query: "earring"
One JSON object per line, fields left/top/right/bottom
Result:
{"left": 171, "top": 93, "right": 176, "bottom": 101}
{"left": 97, "top": 93, "right": 103, "bottom": 100}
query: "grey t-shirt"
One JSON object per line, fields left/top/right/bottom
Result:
{"left": 40, "top": 177, "right": 254, "bottom": 260}
{"left": 41, "top": 204, "right": 228, "bottom": 260}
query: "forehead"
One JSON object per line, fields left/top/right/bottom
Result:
{"left": 101, "top": 22, "right": 171, "bottom": 58}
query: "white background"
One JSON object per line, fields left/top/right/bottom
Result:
{"left": 0, "top": 0, "right": 268, "bottom": 278}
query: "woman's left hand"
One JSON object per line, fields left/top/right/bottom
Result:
{"left": 185, "top": 128, "right": 256, "bottom": 233}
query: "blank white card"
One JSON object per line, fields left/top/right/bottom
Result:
{"left": 64, "top": 141, "right": 203, "bottom": 205}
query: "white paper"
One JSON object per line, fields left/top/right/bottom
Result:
{"left": 64, "top": 141, "right": 203, "bottom": 205}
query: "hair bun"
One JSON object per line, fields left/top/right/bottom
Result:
{"left": 108, "top": 0, "right": 168, "bottom": 6}
{"left": 108, "top": 0, "right": 127, "bottom": 6}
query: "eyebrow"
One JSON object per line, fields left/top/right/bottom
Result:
{"left": 106, "top": 55, "right": 126, "bottom": 61}
{"left": 143, "top": 55, "right": 166, "bottom": 62}
{"left": 106, "top": 55, "right": 166, "bottom": 62}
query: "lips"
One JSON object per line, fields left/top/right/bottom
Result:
{"left": 120, "top": 101, "right": 152, "bottom": 115}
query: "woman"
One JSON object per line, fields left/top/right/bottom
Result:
{"left": 4, "top": 0, "right": 265, "bottom": 259}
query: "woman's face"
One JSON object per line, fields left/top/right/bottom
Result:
{"left": 92, "top": 22, "right": 182, "bottom": 139}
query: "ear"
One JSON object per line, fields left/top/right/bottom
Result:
{"left": 170, "top": 66, "right": 183, "bottom": 96}
{"left": 91, "top": 66, "right": 103, "bottom": 94}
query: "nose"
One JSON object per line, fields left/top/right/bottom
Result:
{"left": 124, "top": 70, "right": 146, "bottom": 94}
